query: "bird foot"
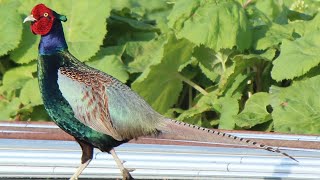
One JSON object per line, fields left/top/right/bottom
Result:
{"left": 121, "top": 168, "right": 135, "bottom": 180}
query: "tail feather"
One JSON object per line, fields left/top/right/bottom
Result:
{"left": 157, "top": 119, "right": 298, "bottom": 162}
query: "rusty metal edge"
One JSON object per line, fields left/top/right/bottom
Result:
{"left": 0, "top": 121, "right": 319, "bottom": 150}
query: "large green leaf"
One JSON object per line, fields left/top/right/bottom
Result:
{"left": 10, "top": 24, "right": 40, "bottom": 64}
{"left": 132, "top": 35, "right": 195, "bottom": 113}
{"left": 255, "top": 0, "right": 284, "bottom": 20}
{"left": 19, "top": 0, "right": 111, "bottom": 61}
{"left": 127, "top": 36, "right": 167, "bottom": 73}
{"left": 270, "top": 76, "right": 320, "bottom": 134}
{"left": 193, "top": 46, "right": 220, "bottom": 83}
{"left": 86, "top": 46, "right": 129, "bottom": 83}
{"left": 109, "top": 0, "right": 172, "bottom": 33}
{"left": 177, "top": 92, "right": 216, "bottom": 121}
{"left": 0, "top": 1, "right": 22, "bottom": 56}
{"left": 253, "top": 23, "right": 293, "bottom": 50}
{"left": 0, "top": 98, "right": 21, "bottom": 120}
{"left": 236, "top": 92, "right": 272, "bottom": 129}
{"left": 19, "top": 78, "right": 42, "bottom": 106}
{"left": 62, "top": 1, "right": 111, "bottom": 61}
{"left": 271, "top": 31, "right": 320, "bottom": 81}
{"left": 2, "top": 63, "right": 36, "bottom": 92}
{"left": 222, "top": 73, "right": 249, "bottom": 98}
{"left": 168, "top": 0, "right": 251, "bottom": 51}
{"left": 288, "top": 14, "right": 320, "bottom": 38}
{"left": 106, "top": 13, "right": 158, "bottom": 45}
{"left": 110, "top": 14, "right": 159, "bottom": 32}
{"left": 217, "top": 97, "right": 238, "bottom": 130}
{"left": 176, "top": 91, "right": 219, "bottom": 128}
{"left": 193, "top": 47, "right": 237, "bottom": 93}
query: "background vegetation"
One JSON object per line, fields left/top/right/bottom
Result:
{"left": 1, "top": 0, "right": 320, "bottom": 135}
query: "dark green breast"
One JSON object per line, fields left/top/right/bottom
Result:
{"left": 37, "top": 52, "right": 125, "bottom": 151}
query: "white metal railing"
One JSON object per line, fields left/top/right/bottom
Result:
{"left": 0, "top": 122, "right": 319, "bottom": 179}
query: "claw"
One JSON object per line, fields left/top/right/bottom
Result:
{"left": 122, "top": 168, "right": 134, "bottom": 180}
{"left": 110, "top": 149, "right": 135, "bottom": 179}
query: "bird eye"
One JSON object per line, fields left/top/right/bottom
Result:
{"left": 43, "top": 13, "right": 49, "bottom": 17}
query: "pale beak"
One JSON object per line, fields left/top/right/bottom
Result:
{"left": 23, "top": 15, "right": 36, "bottom": 23}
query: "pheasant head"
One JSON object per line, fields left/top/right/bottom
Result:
{"left": 23, "top": 4, "right": 67, "bottom": 35}
{"left": 24, "top": 4, "right": 68, "bottom": 55}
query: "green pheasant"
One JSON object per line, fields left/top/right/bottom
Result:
{"left": 23, "top": 4, "right": 297, "bottom": 180}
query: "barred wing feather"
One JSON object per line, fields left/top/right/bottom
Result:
{"left": 57, "top": 67, "right": 162, "bottom": 141}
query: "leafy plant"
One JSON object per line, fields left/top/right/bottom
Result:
{"left": 1, "top": 0, "right": 320, "bottom": 135}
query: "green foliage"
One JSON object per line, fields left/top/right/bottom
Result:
{"left": 1, "top": 0, "right": 320, "bottom": 135}
{"left": 270, "top": 76, "right": 320, "bottom": 134}
{"left": 272, "top": 31, "right": 320, "bottom": 81}
{"left": 127, "top": 36, "right": 167, "bottom": 73}
{"left": 0, "top": 98, "right": 21, "bottom": 120}
{"left": 61, "top": 0, "right": 111, "bottom": 61}
{"left": 132, "top": 35, "right": 195, "bottom": 113}
{"left": 217, "top": 97, "right": 238, "bottom": 130}
{"left": 168, "top": 0, "right": 251, "bottom": 51}
{"left": 86, "top": 46, "right": 129, "bottom": 83}
{"left": 19, "top": 78, "right": 42, "bottom": 106}
{"left": 2, "top": 63, "right": 36, "bottom": 91}
{"left": 236, "top": 92, "right": 272, "bottom": 129}
{"left": 0, "top": 1, "right": 22, "bottom": 57}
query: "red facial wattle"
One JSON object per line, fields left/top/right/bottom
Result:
{"left": 30, "top": 4, "right": 55, "bottom": 35}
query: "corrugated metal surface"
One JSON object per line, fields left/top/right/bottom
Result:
{"left": 0, "top": 122, "right": 319, "bottom": 179}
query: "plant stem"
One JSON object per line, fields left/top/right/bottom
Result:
{"left": 247, "top": 67, "right": 252, "bottom": 98}
{"left": 243, "top": 0, "right": 252, "bottom": 8}
{"left": 176, "top": 73, "right": 209, "bottom": 96}
{"left": 177, "top": 84, "right": 188, "bottom": 108}
{"left": 188, "top": 86, "right": 193, "bottom": 108}
{"left": 215, "top": 52, "right": 226, "bottom": 72}
{"left": 255, "top": 64, "right": 262, "bottom": 92}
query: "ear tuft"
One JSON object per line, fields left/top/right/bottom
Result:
{"left": 59, "top": 15, "right": 67, "bottom": 22}
{"left": 53, "top": 12, "right": 67, "bottom": 22}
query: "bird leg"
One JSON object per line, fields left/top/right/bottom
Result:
{"left": 110, "top": 148, "right": 134, "bottom": 180}
{"left": 70, "top": 139, "right": 94, "bottom": 180}
{"left": 70, "top": 159, "right": 91, "bottom": 180}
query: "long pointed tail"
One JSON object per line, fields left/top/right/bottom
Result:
{"left": 157, "top": 118, "right": 298, "bottom": 162}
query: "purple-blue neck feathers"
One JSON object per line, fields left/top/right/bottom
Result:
{"left": 39, "top": 19, "right": 68, "bottom": 55}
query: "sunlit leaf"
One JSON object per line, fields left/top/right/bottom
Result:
{"left": 20, "top": 78, "right": 42, "bottom": 106}
{"left": 127, "top": 36, "right": 167, "bottom": 73}
{"left": 87, "top": 46, "right": 129, "bottom": 83}
{"left": 132, "top": 35, "right": 195, "bottom": 113}
{"left": 236, "top": 92, "right": 272, "bottom": 129}
{"left": 217, "top": 97, "right": 238, "bottom": 130}
{"left": 253, "top": 23, "right": 293, "bottom": 50}
{"left": 272, "top": 31, "right": 320, "bottom": 81}
{"left": 10, "top": 24, "right": 39, "bottom": 64}
{"left": 2, "top": 63, "right": 36, "bottom": 91}
{"left": 177, "top": 92, "right": 216, "bottom": 121}
{"left": 0, "top": 1, "right": 22, "bottom": 56}
{"left": 168, "top": 0, "right": 251, "bottom": 51}
{"left": 0, "top": 98, "right": 21, "bottom": 120}
{"left": 270, "top": 76, "right": 320, "bottom": 134}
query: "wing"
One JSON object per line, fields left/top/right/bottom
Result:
{"left": 57, "top": 67, "right": 123, "bottom": 140}
{"left": 57, "top": 67, "right": 162, "bottom": 141}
